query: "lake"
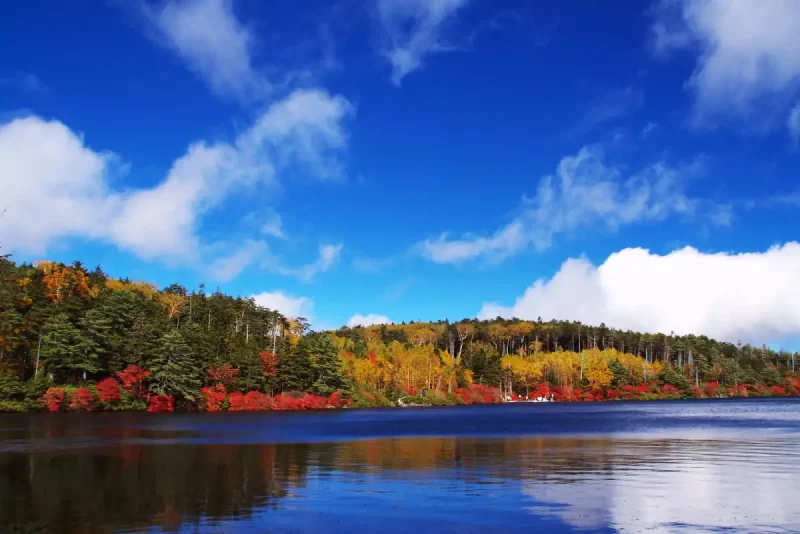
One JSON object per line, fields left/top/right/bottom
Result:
{"left": 1, "top": 398, "right": 799, "bottom": 533}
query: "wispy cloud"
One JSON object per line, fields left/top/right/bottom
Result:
{"left": 263, "top": 243, "right": 343, "bottom": 282}
{"left": 375, "top": 0, "right": 470, "bottom": 85}
{"left": 789, "top": 101, "right": 800, "bottom": 148}
{"left": 419, "top": 145, "right": 722, "bottom": 265}
{"left": 650, "top": 0, "right": 800, "bottom": 133}
{"left": 143, "top": 0, "right": 268, "bottom": 102}
{"left": 641, "top": 121, "right": 660, "bottom": 139}
{"left": 207, "top": 240, "right": 267, "bottom": 282}
{"left": 0, "top": 72, "right": 47, "bottom": 94}
{"left": 570, "top": 87, "right": 644, "bottom": 136}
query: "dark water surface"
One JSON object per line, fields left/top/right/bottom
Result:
{"left": 1, "top": 399, "right": 799, "bottom": 533}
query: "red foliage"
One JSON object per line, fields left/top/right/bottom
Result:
{"left": 117, "top": 365, "right": 151, "bottom": 398}
{"left": 207, "top": 365, "right": 240, "bottom": 386}
{"left": 534, "top": 383, "right": 551, "bottom": 398}
{"left": 327, "top": 391, "right": 350, "bottom": 408}
{"left": 202, "top": 384, "right": 228, "bottom": 412}
{"left": 368, "top": 351, "right": 378, "bottom": 365}
{"left": 455, "top": 384, "right": 501, "bottom": 405}
{"left": 69, "top": 387, "right": 95, "bottom": 412}
{"left": 147, "top": 394, "right": 175, "bottom": 413}
{"left": 97, "top": 377, "right": 121, "bottom": 403}
{"left": 606, "top": 389, "right": 620, "bottom": 400}
{"left": 704, "top": 381, "right": 721, "bottom": 397}
{"left": 40, "top": 387, "right": 65, "bottom": 412}
{"left": 692, "top": 385, "right": 704, "bottom": 398}
{"left": 771, "top": 385, "right": 786, "bottom": 396}
{"left": 661, "top": 384, "right": 678, "bottom": 396}
{"left": 259, "top": 351, "right": 279, "bottom": 377}
{"left": 406, "top": 386, "right": 418, "bottom": 396}
{"left": 637, "top": 384, "right": 652, "bottom": 394}
{"left": 620, "top": 385, "right": 637, "bottom": 398}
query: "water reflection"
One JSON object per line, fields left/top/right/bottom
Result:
{"left": 1, "top": 402, "right": 799, "bottom": 533}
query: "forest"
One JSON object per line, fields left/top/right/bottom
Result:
{"left": 1, "top": 256, "right": 798, "bottom": 412}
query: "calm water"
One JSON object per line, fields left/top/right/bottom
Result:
{"left": 1, "top": 399, "right": 799, "bottom": 533}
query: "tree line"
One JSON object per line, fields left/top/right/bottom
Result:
{"left": 0, "top": 256, "right": 797, "bottom": 411}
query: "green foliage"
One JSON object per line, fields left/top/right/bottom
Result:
{"left": 309, "top": 334, "right": 350, "bottom": 396}
{"left": 660, "top": 366, "right": 692, "bottom": 391}
{"left": 149, "top": 329, "right": 202, "bottom": 401}
{"left": 609, "top": 359, "right": 632, "bottom": 388}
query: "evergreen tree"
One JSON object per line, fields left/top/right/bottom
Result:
{"left": 149, "top": 329, "right": 202, "bottom": 401}
{"left": 280, "top": 338, "right": 314, "bottom": 393}
{"left": 309, "top": 334, "right": 350, "bottom": 395}
{"left": 42, "top": 313, "right": 96, "bottom": 381}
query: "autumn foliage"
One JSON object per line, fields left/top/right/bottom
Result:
{"left": 118, "top": 365, "right": 150, "bottom": 398}
{"left": 147, "top": 394, "right": 175, "bottom": 413}
{"left": 97, "top": 377, "right": 122, "bottom": 403}
{"left": 41, "top": 387, "right": 65, "bottom": 412}
{"left": 69, "top": 388, "right": 95, "bottom": 412}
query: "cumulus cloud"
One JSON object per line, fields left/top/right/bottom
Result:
{"left": 145, "top": 0, "right": 268, "bottom": 101}
{"left": 0, "top": 88, "right": 352, "bottom": 263}
{"left": 478, "top": 242, "right": 800, "bottom": 344}
{"left": 650, "top": 0, "right": 800, "bottom": 129}
{"left": 420, "top": 146, "right": 713, "bottom": 264}
{"left": 375, "top": 0, "right": 469, "bottom": 85}
{"left": 251, "top": 291, "right": 313, "bottom": 319}
{"left": 347, "top": 313, "right": 393, "bottom": 327}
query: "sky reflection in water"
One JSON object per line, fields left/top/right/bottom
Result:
{"left": 1, "top": 399, "right": 799, "bottom": 533}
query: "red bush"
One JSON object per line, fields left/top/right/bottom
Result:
{"left": 637, "top": 384, "right": 652, "bottom": 394}
{"left": 620, "top": 385, "right": 637, "bottom": 398}
{"left": 40, "top": 387, "right": 65, "bottom": 412}
{"left": 771, "top": 385, "right": 786, "bottom": 396}
{"left": 97, "top": 377, "right": 121, "bottom": 403}
{"left": 327, "top": 391, "right": 350, "bottom": 408}
{"left": 606, "top": 389, "right": 620, "bottom": 400}
{"left": 201, "top": 384, "right": 228, "bottom": 412}
{"left": 704, "top": 381, "right": 721, "bottom": 397}
{"left": 69, "top": 387, "right": 95, "bottom": 412}
{"left": 118, "top": 365, "right": 151, "bottom": 398}
{"left": 661, "top": 384, "right": 678, "bottom": 396}
{"left": 147, "top": 394, "right": 174, "bottom": 413}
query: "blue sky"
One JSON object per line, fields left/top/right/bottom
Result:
{"left": 1, "top": 0, "right": 799, "bottom": 346}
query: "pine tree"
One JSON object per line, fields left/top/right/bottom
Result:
{"left": 310, "top": 334, "right": 350, "bottom": 395}
{"left": 149, "top": 329, "right": 201, "bottom": 401}
{"left": 42, "top": 313, "right": 97, "bottom": 381}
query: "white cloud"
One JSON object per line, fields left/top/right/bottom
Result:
{"left": 264, "top": 243, "right": 343, "bottom": 282}
{"left": 789, "top": 101, "right": 800, "bottom": 147}
{"left": 0, "top": 88, "right": 352, "bottom": 264}
{"left": 146, "top": 0, "right": 268, "bottom": 101}
{"left": 650, "top": 0, "right": 800, "bottom": 128}
{"left": 207, "top": 240, "right": 267, "bottom": 282}
{"left": 478, "top": 242, "right": 800, "bottom": 345}
{"left": 375, "top": 0, "right": 469, "bottom": 85}
{"left": 261, "top": 210, "right": 285, "bottom": 239}
{"left": 251, "top": 291, "right": 313, "bottom": 319}
{"left": 347, "top": 313, "right": 393, "bottom": 327}
{"left": 420, "top": 146, "right": 711, "bottom": 264}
